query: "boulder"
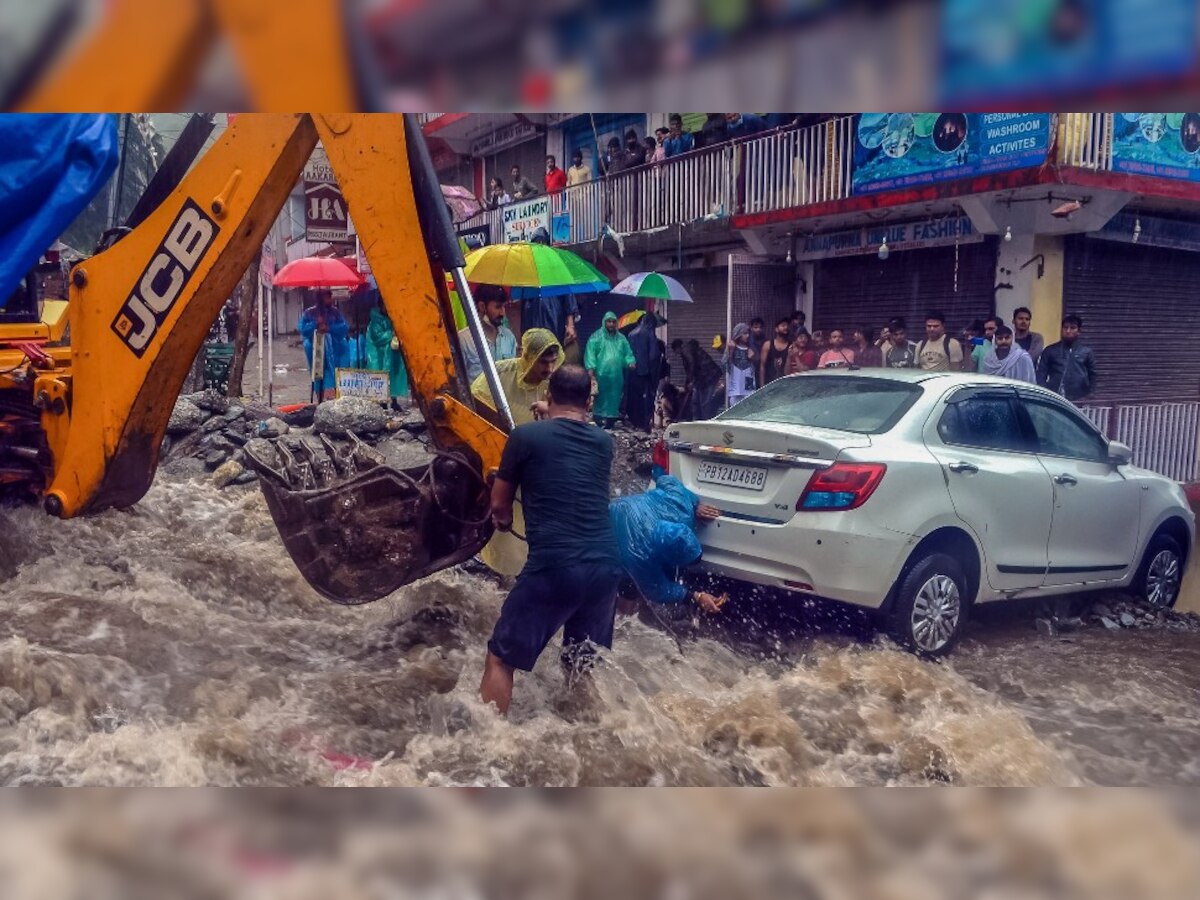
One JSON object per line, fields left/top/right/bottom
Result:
{"left": 281, "top": 405, "right": 317, "bottom": 428}
{"left": 167, "top": 398, "right": 208, "bottom": 435}
{"left": 1119, "top": 612, "right": 1137, "bottom": 628}
{"left": 188, "top": 389, "right": 229, "bottom": 414}
{"left": 212, "top": 459, "right": 244, "bottom": 488}
{"left": 1100, "top": 616, "right": 1120, "bottom": 631}
{"left": 223, "top": 405, "right": 245, "bottom": 422}
{"left": 232, "top": 469, "right": 258, "bottom": 485}
{"left": 202, "top": 449, "right": 228, "bottom": 470}
{"left": 313, "top": 397, "right": 388, "bottom": 436}
{"left": 257, "top": 417, "right": 290, "bottom": 438}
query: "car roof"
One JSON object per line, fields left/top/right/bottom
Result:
{"left": 789, "top": 369, "right": 1024, "bottom": 388}
{"left": 783, "top": 369, "right": 1071, "bottom": 400}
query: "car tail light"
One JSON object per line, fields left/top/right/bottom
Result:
{"left": 652, "top": 439, "right": 670, "bottom": 474}
{"left": 796, "top": 463, "right": 886, "bottom": 511}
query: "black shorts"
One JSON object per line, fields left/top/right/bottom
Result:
{"left": 487, "top": 562, "right": 621, "bottom": 672}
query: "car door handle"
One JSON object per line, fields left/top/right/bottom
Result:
{"left": 948, "top": 461, "right": 979, "bottom": 474}
{"left": 1054, "top": 473, "right": 1078, "bottom": 486}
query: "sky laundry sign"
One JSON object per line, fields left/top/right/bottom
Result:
{"left": 502, "top": 196, "right": 551, "bottom": 243}
{"left": 798, "top": 215, "right": 982, "bottom": 261}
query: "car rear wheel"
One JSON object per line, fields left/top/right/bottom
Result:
{"left": 1136, "top": 533, "right": 1184, "bottom": 609}
{"left": 887, "top": 553, "right": 969, "bottom": 657}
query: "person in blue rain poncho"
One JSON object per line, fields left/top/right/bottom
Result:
{"left": 298, "top": 289, "right": 350, "bottom": 401}
{"left": 609, "top": 472, "right": 727, "bottom": 614}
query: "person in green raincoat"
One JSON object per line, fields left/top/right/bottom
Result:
{"left": 365, "top": 298, "right": 409, "bottom": 409}
{"left": 584, "top": 311, "right": 636, "bottom": 428}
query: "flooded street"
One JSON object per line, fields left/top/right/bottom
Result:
{"left": 2, "top": 473, "right": 1198, "bottom": 787}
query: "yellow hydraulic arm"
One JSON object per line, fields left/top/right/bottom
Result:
{"left": 17, "top": 0, "right": 359, "bottom": 112}
{"left": 33, "top": 114, "right": 507, "bottom": 601}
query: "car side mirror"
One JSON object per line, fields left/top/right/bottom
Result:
{"left": 1108, "top": 440, "right": 1133, "bottom": 467}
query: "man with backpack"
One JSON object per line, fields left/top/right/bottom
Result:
{"left": 916, "top": 310, "right": 964, "bottom": 371}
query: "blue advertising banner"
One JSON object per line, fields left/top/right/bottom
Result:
{"left": 941, "top": 0, "right": 1197, "bottom": 106}
{"left": 852, "top": 113, "right": 1052, "bottom": 195}
{"left": 1111, "top": 114, "right": 1200, "bottom": 182}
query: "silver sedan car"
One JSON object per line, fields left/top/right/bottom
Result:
{"left": 665, "top": 371, "right": 1195, "bottom": 656}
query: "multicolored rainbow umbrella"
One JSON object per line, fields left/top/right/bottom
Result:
{"left": 464, "top": 243, "right": 609, "bottom": 297}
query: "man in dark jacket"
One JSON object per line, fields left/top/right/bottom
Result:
{"left": 1037, "top": 314, "right": 1096, "bottom": 401}
{"left": 625, "top": 311, "right": 663, "bottom": 432}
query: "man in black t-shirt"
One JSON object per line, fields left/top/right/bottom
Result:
{"left": 480, "top": 365, "right": 621, "bottom": 715}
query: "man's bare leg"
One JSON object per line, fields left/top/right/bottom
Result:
{"left": 480, "top": 651, "right": 515, "bottom": 715}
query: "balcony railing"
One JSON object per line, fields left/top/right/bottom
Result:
{"left": 456, "top": 117, "right": 857, "bottom": 245}
{"left": 455, "top": 113, "right": 1151, "bottom": 246}
{"left": 742, "top": 116, "right": 855, "bottom": 213}
{"left": 1057, "top": 112, "right": 1113, "bottom": 171}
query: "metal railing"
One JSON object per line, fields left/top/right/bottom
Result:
{"left": 457, "top": 118, "right": 857, "bottom": 246}
{"left": 1057, "top": 112, "right": 1113, "bottom": 171}
{"left": 743, "top": 116, "right": 855, "bottom": 213}
{"left": 1081, "top": 399, "right": 1200, "bottom": 482}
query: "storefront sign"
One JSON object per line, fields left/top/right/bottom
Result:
{"left": 335, "top": 368, "right": 390, "bottom": 401}
{"left": 798, "top": 215, "right": 982, "bottom": 261}
{"left": 304, "top": 146, "right": 349, "bottom": 243}
{"left": 502, "top": 196, "right": 551, "bottom": 243}
{"left": 852, "top": 113, "right": 1052, "bottom": 195}
{"left": 1089, "top": 211, "right": 1200, "bottom": 253}
{"left": 458, "top": 224, "right": 491, "bottom": 250}
{"left": 1111, "top": 114, "right": 1200, "bottom": 183}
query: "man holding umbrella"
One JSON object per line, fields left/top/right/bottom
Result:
{"left": 298, "top": 290, "right": 349, "bottom": 402}
{"left": 585, "top": 311, "right": 636, "bottom": 429}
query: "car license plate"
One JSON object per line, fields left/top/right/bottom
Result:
{"left": 696, "top": 460, "right": 768, "bottom": 491}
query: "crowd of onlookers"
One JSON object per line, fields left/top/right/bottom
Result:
{"left": 705, "top": 307, "right": 1098, "bottom": 413}
{"left": 485, "top": 113, "right": 804, "bottom": 210}
{"left": 454, "top": 284, "right": 1100, "bottom": 437}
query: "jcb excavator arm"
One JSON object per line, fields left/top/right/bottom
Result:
{"left": 38, "top": 113, "right": 507, "bottom": 603}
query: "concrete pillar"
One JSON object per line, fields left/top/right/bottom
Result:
{"left": 994, "top": 232, "right": 1063, "bottom": 339}
{"left": 1030, "top": 234, "right": 1065, "bottom": 342}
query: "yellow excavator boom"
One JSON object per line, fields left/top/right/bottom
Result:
{"left": 12, "top": 113, "right": 507, "bottom": 603}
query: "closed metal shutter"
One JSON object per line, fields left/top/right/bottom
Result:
{"left": 660, "top": 266, "right": 729, "bottom": 376}
{"left": 1064, "top": 235, "right": 1200, "bottom": 401}
{"left": 813, "top": 239, "right": 997, "bottom": 338}
{"left": 730, "top": 260, "right": 797, "bottom": 335}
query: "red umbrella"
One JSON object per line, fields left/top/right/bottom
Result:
{"left": 272, "top": 256, "right": 365, "bottom": 289}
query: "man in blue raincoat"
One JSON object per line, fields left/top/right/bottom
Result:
{"left": 609, "top": 473, "right": 726, "bottom": 614}
{"left": 298, "top": 290, "right": 349, "bottom": 401}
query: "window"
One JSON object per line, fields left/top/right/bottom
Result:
{"left": 938, "top": 395, "right": 1028, "bottom": 452}
{"left": 720, "top": 376, "right": 922, "bottom": 434}
{"left": 1023, "top": 400, "right": 1109, "bottom": 462}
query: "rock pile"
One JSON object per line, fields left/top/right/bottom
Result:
{"left": 161, "top": 394, "right": 430, "bottom": 489}
{"left": 1036, "top": 594, "right": 1200, "bottom": 637}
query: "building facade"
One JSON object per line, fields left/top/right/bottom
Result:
{"left": 431, "top": 112, "right": 1200, "bottom": 479}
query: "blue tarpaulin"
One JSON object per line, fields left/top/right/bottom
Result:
{"left": 0, "top": 114, "right": 119, "bottom": 306}
{"left": 609, "top": 474, "right": 703, "bottom": 605}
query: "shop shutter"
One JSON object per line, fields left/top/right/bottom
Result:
{"left": 813, "top": 239, "right": 997, "bottom": 339}
{"left": 1064, "top": 235, "right": 1200, "bottom": 401}
{"left": 730, "top": 260, "right": 797, "bottom": 336}
{"left": 660, "top": 266, "right": 729, "bottom": 379}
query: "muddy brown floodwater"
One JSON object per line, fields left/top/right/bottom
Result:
{"left": 1, "top": 472, "right": 1198, "bottom": 786}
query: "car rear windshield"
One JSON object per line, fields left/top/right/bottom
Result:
{"left": 718, "top": 375, "right": 922, "bottom": 434}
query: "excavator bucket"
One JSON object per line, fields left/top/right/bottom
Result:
{"left": 243, "top": 433, "right": 492, "bottom": 605}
